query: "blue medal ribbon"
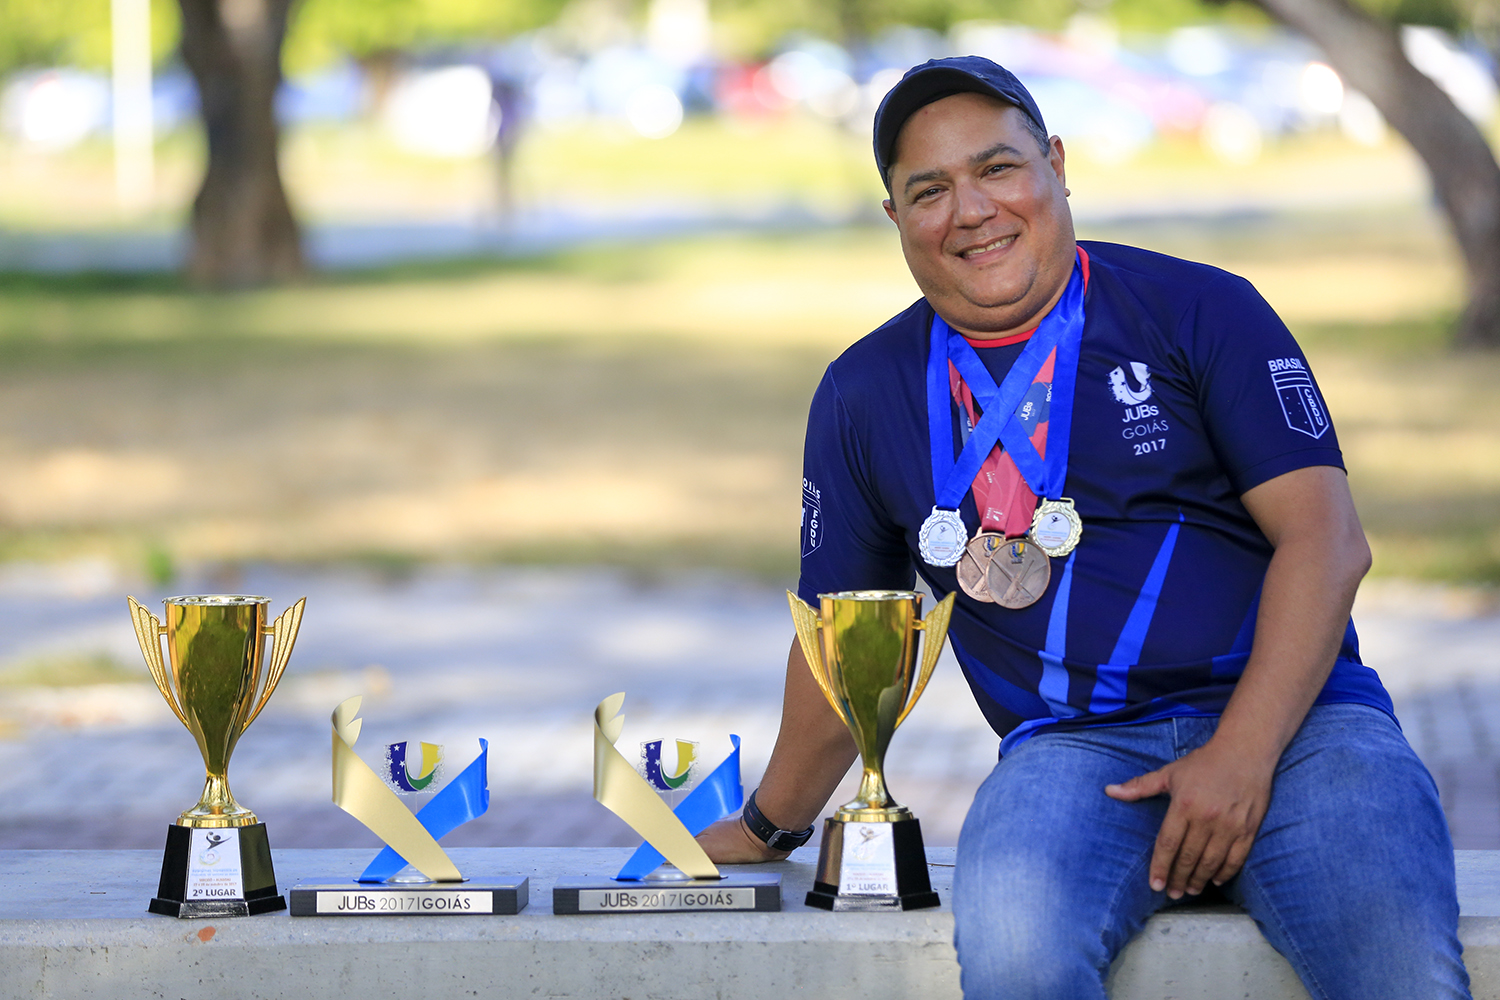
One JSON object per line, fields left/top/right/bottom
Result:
{"left": 927, "top": 255, "right": 1086, "bottom": 508}
{"left": 614, "top": 734, "right": 743, "bottom": 881}
{"left": 357, "top": 739, "right": 491, "bottom": 883}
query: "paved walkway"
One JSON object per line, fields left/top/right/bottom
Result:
{"left": 0, "top": 196, "right": 1345, "bottom": 276}
{"left": 0, "top": 564, "right": 1494, "bottom": 852}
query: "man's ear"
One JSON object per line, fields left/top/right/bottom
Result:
{"left": 883, "top": 199, "right": 897, "bottom": 224}
{"left": 1049, "top": 135, "right": 1068, "bottom": 192}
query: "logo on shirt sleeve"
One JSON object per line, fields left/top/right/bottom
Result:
{"left": 801, "top": 479, "right": 822, "bottom": 557}
{"left": 1267, "top": 358, "right": 1330, "bottom": 439}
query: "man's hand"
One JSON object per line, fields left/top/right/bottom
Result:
{"left": 1105, "top": 736, "right": 1276, "bottom": 898}
{"left": 696, "top": 816, "right": 788, "bottom": 864}
{"left": 1103, "top": 466, "right": 1369, "bottom": 900}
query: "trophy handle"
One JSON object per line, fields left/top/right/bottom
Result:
{"left": 127, "top": 595, "right": 189, "bottom": 728}
{"left": 786, "top": 591, "right": 852, "bottom": 729}
{"left": 897, "top": 591, "right": 955, "bottom": 728}
{"left": 244, "top": 597, "right": 305, "bottom": 729}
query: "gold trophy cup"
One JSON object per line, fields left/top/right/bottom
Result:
{"left": 788, "top": 589, "right": 954, "bottom": 911}
{"left": 127, "top": 594, "right": 305, "bottom": 917}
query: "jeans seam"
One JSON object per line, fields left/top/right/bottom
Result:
{"left": 1241, "top": 865, "right": 1332, "bottom": 1000}
{"left": 1099, "top": 844, "right": 1153, "bottom": 981}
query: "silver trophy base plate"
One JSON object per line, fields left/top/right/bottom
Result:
{"left": 552, "top": 874, "right": 781, "bottom": 914}
{"left": 288, "top": 877, "right": 529, "bottom": 916}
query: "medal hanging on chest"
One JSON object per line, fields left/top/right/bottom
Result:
{"left": 947, "top": 358, "right": 1049, "bottom": 603}
{"left": 923, "top": 252, "right": 1087, "bottom": 606}
{"left": 1030, "top": 498, "right": 1082, "bottom": 558}
{"left": 956, "top": 531, "right": 1006, "bottom": 601}
{"left": 985, "top": 537, "right": 1052, "bottom": 609}
{"left": 917, "top": 507, "right": 967, "bottom": 567}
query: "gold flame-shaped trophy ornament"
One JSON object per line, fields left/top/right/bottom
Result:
{"left": 787, "top": 589, "right": 954, "bottom": 911}
{"left": 127, "top": 594, "right": 305, "bottom": 918}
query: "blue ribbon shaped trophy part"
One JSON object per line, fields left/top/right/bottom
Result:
{"left": 616, "top": 734, "right": 743, "bottom": 880}
{"left": 328, "top": 696, "right": 491, "bottom": 883}
{"left": 591, "top": 693, "right": 744, "bottom": 882}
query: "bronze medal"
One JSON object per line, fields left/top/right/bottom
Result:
{"left": 984, "top": 537, "right": 1052, "bottom": 610}
{"left": 958, "top": 532, "right": 1008, "bottom": 602}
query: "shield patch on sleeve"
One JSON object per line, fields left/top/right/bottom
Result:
{"left": 1271, "top": 369, "right": 1331, "bottom": 439}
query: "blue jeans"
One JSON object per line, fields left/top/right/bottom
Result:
{"left": 952, "top": 704, "right": 1469, "bottom": 999}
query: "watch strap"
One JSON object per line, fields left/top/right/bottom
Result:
{"left": 742, "top": 787, "right": 815, "bottom": 852}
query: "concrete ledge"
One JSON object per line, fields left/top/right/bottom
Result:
{"left": 2, "top": 847, "right": 1497, "bottom": 999}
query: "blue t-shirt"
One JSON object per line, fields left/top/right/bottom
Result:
{"left": 797, "top": 241, "right": 1392, "bottom": 754}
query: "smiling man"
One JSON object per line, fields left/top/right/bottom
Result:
{"left": 698, "top": 56, "right": 1468, "bottom": 997}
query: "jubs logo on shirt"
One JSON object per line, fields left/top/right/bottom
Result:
{"left": 1267, "top": 358, "right": 1330, "bottom": 439}
{"left": 1108, "top": 363, "right": 1153, "bottom": 405}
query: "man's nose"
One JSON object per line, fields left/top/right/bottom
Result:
{"left": 952, "top": 180, "right": 996, "bottom": 228}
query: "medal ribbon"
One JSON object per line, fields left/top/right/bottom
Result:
{"left": 949, "top": 355, "right": 1050, "bottom": 538}
{"left": 945, "top": 256, "right": 1084, "bottom": 501}
{"left": 927, "top": 251, "right": 1086, "bottom": 521}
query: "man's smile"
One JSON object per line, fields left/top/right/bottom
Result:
{"left": 956, "top": 234, "right": 1017, "bottom": 260}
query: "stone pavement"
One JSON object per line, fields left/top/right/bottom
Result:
{"left": 0, "top": 563, "right": 1495, "bottom": 852}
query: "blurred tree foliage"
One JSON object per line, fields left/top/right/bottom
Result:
{"left": 1246, "top": 0, "right": 1500, "bottom": 348}
{"left": 0, "top": 0, "right": 176, "bottom": 74}
{"left": 711, "top": 0, "right": 1269, "bottom": 56}
{"left": 0, "top": 0, "right": 573, "bottom": 77}
{"left": 285, "top": 0, "right": 570, "bottom": 71}
{"left": 2, "top": 0, "right": 1492, "bottom": 79}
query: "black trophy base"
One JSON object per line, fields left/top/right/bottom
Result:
{"left": 805, "top": 816, "right": 940, "bottom": 912}
{"left": 553, "top": 874, "right": 781, "bottom": 915}
{"left": 148, "top": 823, "right": 287, "bottom": 919}
{"left": 289, "top": 878, "right": 529, "bottom": 916}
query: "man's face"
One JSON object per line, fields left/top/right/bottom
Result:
{"left": 883, "top": 92, "right": 1075, "bottom": 339}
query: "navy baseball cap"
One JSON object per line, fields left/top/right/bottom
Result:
{"left": 873, "top": 55, "right": 1048, "bottom": 190}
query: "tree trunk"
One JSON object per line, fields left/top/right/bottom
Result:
{"left": 1248, "top": 0, "right": 1500, "bottom": 348}
{"left": 178, "top": 0, "right": 303, "bottom": 287}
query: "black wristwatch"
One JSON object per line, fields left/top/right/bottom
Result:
{"left": 742, "top": 787, "right": 815, "bottom": 852}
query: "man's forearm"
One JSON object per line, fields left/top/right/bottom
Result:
{"left": 1214, "top": 465, "right": 1373, "bottom": 764}
{"left": 753, "top": 637, "right": 860, "bottom": 832}
{"left": 697, "top": 636, "right": 859, "bottom": 863}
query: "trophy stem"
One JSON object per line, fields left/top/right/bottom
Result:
{"left": 179, "top": 772, "right": 258, "bottom": 828}
{"left": 834, "top": 764, "right": 912, "bottom": 823}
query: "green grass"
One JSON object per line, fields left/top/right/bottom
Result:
{"left": 0, "top": 134, "right": 1493, "bottom": 581}
{"left": 0, "top": 653, "right": 143, "bottom": 688}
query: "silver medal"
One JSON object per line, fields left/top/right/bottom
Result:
{"left": 918, "top": 506, "right": 968, "bottom": 567}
